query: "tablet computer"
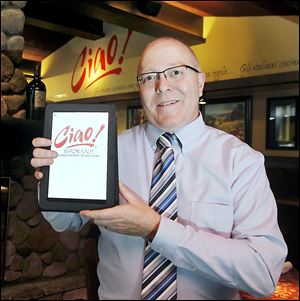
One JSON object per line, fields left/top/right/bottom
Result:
{"left": 39, "top": 103, "right": 119, "bottom": 212}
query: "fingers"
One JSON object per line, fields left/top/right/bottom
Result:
{"left": 32, "top": 137, "right": 52, "bottom": 148}
{"left": 31, "top": 137, "right": 57, "bottom": 171}
{"left": 33, "top": 147, "right": 57, "bottom": 159}
{"left": 31, "top": 157, "right": 55, "bottom": 169}
{"left": 80, "top": 206, "right": 115, "bottom": 219}
{"left": 80, "top": 209, "right": 103, "bottom": 219}
{"left": 34, "top": 169, "right": 44, "bottom": 180}
{"left": 31, "top": 148, "right": 57, "bottom": 169}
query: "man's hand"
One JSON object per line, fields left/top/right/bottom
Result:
{"left": 31, "top": 138, "right": 58, "bottom": 180}
{"left": 80, "top": 182, "right": 161, "bottom": 239}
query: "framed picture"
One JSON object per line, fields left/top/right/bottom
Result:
{"left": 127, "top": 105, "right": 147, "bottom": 129}
{"left": 202, "top": 96, "right": 252, "bottom": 145}
{"left": 266, "top": 96, "right": 299, "bottom": 150}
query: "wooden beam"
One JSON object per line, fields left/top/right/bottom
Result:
{"left": 25, "top": 17, "right": 102, "bottom": 41}
{"left": 22, "top": 46, "right": 49, "bottom": 62}
{"left": 70, "top": 1, "right": 205, "bottom": 46}
{"left": 23, "top": 24, "right": 73, "bottom": 62}
{"left": 23, "top": 0, "right": 105, "bottom": 40}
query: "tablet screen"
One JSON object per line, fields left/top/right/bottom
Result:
{"left": 48, "top": 111, "right": 109, "bottom": 200}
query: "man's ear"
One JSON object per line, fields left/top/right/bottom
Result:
{"left": 198, "top": 72, "right": 206, "bottom": 96}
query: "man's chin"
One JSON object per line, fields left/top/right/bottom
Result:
{"left": 154, "top": 118, "right": 183, "bottom": 132}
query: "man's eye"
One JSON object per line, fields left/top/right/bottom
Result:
{"left": 145, "top": 74, "right": 156, "bottom": 82}
{"left": 170, "top": 69, "right": 182, "bottom": 77}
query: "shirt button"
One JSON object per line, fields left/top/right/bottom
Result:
{"left": 158, "top": 247, "right": 163, "bottom": 253}
{"left": 192, "top": 266, "right": 196, "bottom": 271}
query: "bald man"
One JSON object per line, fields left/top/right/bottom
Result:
{"left": 32, "top": 37, "right": 287, "bottom": 300}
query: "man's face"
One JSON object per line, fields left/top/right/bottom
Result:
{"left": 138, "top": 40, "right": 205, "bottom": 132}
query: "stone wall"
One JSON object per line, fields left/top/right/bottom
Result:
{"left": 1, "top": 152, "right": 96, "bottom": 300}
{"left": 1, "top": 1, "right": 28, "bottom": 119}
{"left": 1, "top": 2, "right": 99, "bottom": 299}
{"left": 4, "top": 172, "right": 92, "bottom": 283}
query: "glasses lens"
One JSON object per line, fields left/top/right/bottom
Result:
{"left": 166, "top": 66, "right": 185, "bottom": 79}
{"left": 138, "top": 73, "right": 157, "bottom": 85}
{"left": 137, "top": 65, "right": 196, "bottom": 86}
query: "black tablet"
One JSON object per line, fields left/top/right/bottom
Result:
{"left": 39, "top": 103, "right": 119, "bottom": 212}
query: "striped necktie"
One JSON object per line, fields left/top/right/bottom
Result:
{"left": 141, "top": 132, "right": 177, "bottom": 300}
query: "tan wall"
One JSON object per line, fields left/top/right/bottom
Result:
{"left": 42, "top": 16, "right": 299, "bottom": 102}
{"left": 194, "top": 16, "right": 299, "bottom": 81}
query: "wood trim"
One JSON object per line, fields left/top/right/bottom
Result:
{"left": 205, "top": 71, "right": 299, "bottom": 92}
{"left": 57, "top": 91, "right": 141, "bottom": 105}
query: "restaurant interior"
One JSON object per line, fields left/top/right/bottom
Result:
{"left": 1, "top": 1, "right": 299, "bottom": 300}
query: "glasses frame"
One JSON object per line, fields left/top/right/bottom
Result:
{"left": 136, "top": 64, "right": 200, "bottom": 85}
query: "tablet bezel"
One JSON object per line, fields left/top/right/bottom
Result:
{"left": 39, "top": 103, "right": 118, "bottom": 212}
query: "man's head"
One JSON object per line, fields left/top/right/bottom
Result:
{"left": 137, "top": 37, "right": 205, "bottom": 132}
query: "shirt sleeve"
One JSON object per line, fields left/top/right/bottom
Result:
{"left": 37, "top": 182, "right": 90, "bottom": 232}
{"left": 41, "top": 211, "right": 90, "bottom": 232}
{"left": 150, "top": 150, "right": 288, "bottom": 297}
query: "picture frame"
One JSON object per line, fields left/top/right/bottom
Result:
{"left": 202, "top": 96, "right": 252, "bottom": 145}
{"left": 39, "top": 103, "right": 119, "bottom": 212}
{"left": 266, "top": 96, "right": 299, "bottom": 150}
{"left": 127, "top": 105, "right": 147, "bottom": 129}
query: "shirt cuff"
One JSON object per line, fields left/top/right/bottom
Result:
{"left": 150, "top": 216, "right": 185, "bottom": 260}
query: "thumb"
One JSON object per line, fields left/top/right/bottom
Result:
{"left": 119, "top": 181, "right": 144, "bottom": 205}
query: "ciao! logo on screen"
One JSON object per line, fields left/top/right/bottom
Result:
{"left": 54, "top": 124, "right": 105, "bottom": 150}
{"left": 71, "top": 29, "right": 132, "bottom": 93}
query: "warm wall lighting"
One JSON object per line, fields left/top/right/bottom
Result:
{"left": 54, "top": 93, "right": 68, "bottom": 99}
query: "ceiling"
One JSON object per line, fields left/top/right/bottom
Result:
{"left": 21, "top": 0, "right": 299, "bottom": 75}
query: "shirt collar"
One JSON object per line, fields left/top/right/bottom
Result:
{"left": 145, "top": 112, "right": 206, "bottom": 155}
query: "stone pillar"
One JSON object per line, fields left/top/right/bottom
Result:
{"left": 1, "top": 1, "right": 28, "bottom": 119}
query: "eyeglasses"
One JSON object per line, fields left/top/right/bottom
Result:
{"left": 137, "top": 64, "right": 200, "bottom": 86}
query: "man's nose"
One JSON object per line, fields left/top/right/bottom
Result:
{"left": 155, "top": 73, "right": 171, "bottom": 94}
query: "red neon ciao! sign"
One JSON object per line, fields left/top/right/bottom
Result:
{"left": 71, "top": 29, "right": 132, "bottom": 93}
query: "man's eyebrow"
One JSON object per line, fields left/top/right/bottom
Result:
{"left": 139, "top": 64, "right": 184, "bottom": 74}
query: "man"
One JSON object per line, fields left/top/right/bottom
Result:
{"left": 31, "top": 37, "right": 287, "bottom": 300}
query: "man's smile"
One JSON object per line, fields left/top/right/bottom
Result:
{"left": 158, "top": 100, "right": 180, "bottom": 107}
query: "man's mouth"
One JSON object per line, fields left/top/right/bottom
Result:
{"left": 158, "top": 100, "right": 180, "bottom": 107}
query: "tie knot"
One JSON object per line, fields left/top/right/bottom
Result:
{"left": 158, "top": 132, "right": 175, "bottom": 149}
